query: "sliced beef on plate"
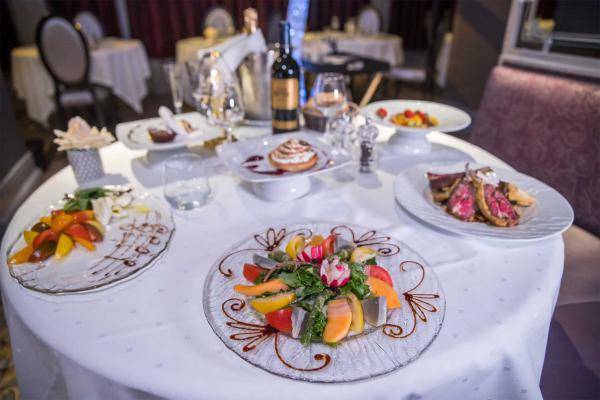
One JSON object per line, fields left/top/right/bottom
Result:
{"left": 446, "top": 180, "right": 477, "bottom": 221}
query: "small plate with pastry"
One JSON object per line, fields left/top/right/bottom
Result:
{"left": 394, "top": 162, "right": 574, "bottom": 241}
{"left": 216, "top": 132, "right": 352, "bottom": 201}
{"left": 116, "top": 111, "right": 223, "bottom": 151}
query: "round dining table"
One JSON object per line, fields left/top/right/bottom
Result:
{"left": 0, "top": 130, "right": 561, "bottom": 400}
{"left": 11, "top": 38, "right": 150, "bottom": 126}
{"left": 303, "top": 31, "right": 404, "bottom": 67}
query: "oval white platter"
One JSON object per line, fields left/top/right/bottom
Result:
{"left": 5, "top": 187, "right": 174, "bottom": 294}
{"left": 362, "top": 100, "right": 471, "bottom": 134}
{"left": 203, "top": 222, "right": 445, "bottom": 382}
{"left": 116, "top": 112, "right": 222, "bottom": 152}
{"left": 395, "top": 162, "right": 574, "bottom": 241}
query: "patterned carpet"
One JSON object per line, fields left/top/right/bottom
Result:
{"left": 0, "top": 304, "right": 19, "bottom": 400}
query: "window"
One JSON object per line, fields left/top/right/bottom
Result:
{"left": 501, "top": 0, "right": 600, "bottom": 78}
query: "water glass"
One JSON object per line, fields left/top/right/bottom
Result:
{"left": 163, "top": 154, "right": 211, "bottom": 210}
{"left": 163, "top": 62, "right": 184, "bottom": 114}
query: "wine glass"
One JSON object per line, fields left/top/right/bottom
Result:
{"left": 210, "top": 82, "right": 244, "bottom": 142}
{"left": 163, "top": 61, "right": 184, "bottom": 114}
{"left": 312, "top": 73, "right": 347, "bottom": 143}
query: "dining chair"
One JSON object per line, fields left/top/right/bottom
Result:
{"left": 74, "top": 11, "right": 104, "bottom": 48}
{"left": 357, "top": 5, "right": 381, "bottom": 35}
{"left": 35, "top": 15, "right": 110, "bottom": 129}
{"left": 204, "top": 7, "right": 235, "bottom": 37}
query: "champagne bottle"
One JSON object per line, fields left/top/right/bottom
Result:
{"left": 271, "top": 21, "right": 300, "bottom": 134}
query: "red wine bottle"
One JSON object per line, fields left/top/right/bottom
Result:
{"left": 271, "top": 21, "right": 300, "bottom": 134}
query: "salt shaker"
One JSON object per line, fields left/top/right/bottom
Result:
{"left": 357, "top": 118, "right": 379, "bottom": 173}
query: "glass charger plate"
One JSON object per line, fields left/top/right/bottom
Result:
{"left": 5, "top": 187, "right": 175, "bottom": 294}
{"left": 203, "top": 222, "right": 445, "bottom": 382}
{"left": 394, "top": 162, "right": 574, "bottom": 241}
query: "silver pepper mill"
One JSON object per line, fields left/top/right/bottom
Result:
{"left": 358, "top": 118, "right": 379, "bottom": 173}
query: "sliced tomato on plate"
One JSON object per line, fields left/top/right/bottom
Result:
{"left": 64, "top": 223, "right": 92, "bottom": 241}
{"left": 243, "top": 263, "right": 268, "bottom": 283}
{"left": 322, "top": 234, "right": 336, "bottom": 257}
{"left": 32, "top": 229, "right": 60, "bottom": 249}
{"left": 364, "top": 265, "right": 394, "bottom": 287}
{"left": 265, "top": 307, "right": 293, "bottom": 333}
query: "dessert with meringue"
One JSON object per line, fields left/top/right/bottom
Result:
{"left": 268, "top": 139, "right": 318, "bottom": 172}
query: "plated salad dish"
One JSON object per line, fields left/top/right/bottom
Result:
{"left": 428, "top": 164, "right": 535, "bottom": 227}
{"left": 233, "top": 233, "right": 401, "bottom": 345}
{"left": 203, "top": 222, "right": 444, "bottom": 382}
{"left": 5, "top": 186, "right": 174, "bottom": 294}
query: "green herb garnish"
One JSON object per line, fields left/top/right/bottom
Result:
{"left": 338, "top": 263, "right": 371, "bottom": 299}
{"left": 63, "top": 187, "right": 108, "bottom": 212}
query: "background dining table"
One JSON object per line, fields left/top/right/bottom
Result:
{"left": 0, "top": 129, "right": 561, "bottom": 400}
{"left": 11, "top": 38, "right": 151, "bottom": 125}
{"left": 302, "top": 31, "right": 404, "bottom": 67}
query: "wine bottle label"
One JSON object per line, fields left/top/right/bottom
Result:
{"left": 271, "top": 78, "right": 299, "bottom": 110}
{"left": 272, "top": 119, "right": 299, "bottom": 130}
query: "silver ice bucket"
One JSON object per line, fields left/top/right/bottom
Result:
{"left": 237, "top": 46, "right": 276, "bottom": 121}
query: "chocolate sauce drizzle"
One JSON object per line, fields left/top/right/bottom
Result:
{"left": 382, "top": 260, "right": 439, "bottom": 338}
{"left": 222, "top": 298, "right": 331, "bottom": 372}
{"left": 88, "top": 212, "right": 170, "bottom": 280}
{"left": 330, "top": 224, "right": 400, "bottom": 257}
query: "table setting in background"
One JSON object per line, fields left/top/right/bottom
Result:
{"left": 1, "top": 15, "right": 575, "bottom": 400}
{"left": 11, "top": 37, "right": 151, "bottom": 125}
{"left": 302, "top": 31, "right": 404, "bottom": 67}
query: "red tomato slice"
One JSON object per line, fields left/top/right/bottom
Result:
{"left": 243, "top": 263, "right": 268, "bottom": 283}
{"left": 404, "top": 109, "right": 414, "bottom": 118}
{"left": 364, "top": 265, "right": 394, "bottom": 287}
{"left": 32, "top": 229, "right": 60, "bottom": 249}
{"left": 64, "top": 224, "right": 92, "bottom": 241}
{"left": 71, "top": 210, "right": 93, "bottom": 223}
{"left": 265, "top": 307, "right": 293, "bottom": 333}
{"left": 322, "top": 234, "right": 336, "bottom": 257}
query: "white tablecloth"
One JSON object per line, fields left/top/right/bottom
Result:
{"left": 11, "top": 38, "right": 150, "bottom": 125}
{"left": 0, "top": 132, "right": 562, "bottom": 399}
{"left": 302, "top": 31, "right": 404, "bottom": 66}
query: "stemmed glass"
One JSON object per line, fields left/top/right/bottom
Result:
{"left": 163, "top": 61, "right": 184, "bottom": 114}
{"left": 312, "top": 73, "right": 348, "bottom": 143}
{"left": 209, "top": 82, "right": 244, "bottom": 143}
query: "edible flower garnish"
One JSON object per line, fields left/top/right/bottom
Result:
{"left": 319, "top": 256, "right": 350, "bottom": 288}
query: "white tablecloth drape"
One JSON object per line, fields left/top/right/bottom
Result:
{"left": 302, "top": 31, "right": 404, "bottom": 66}
{"left": 0, "top": 132, "right": 562, "bottom": 399}
{"left": 11, "top": 38, "right": 150, "bottom": 125}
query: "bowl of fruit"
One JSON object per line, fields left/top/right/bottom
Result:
{"left": 361, "top": 100, "right": 471, "bottom": 155}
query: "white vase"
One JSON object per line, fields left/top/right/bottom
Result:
{"left": 67, "top": 149, "right": 104, "bottom": 185}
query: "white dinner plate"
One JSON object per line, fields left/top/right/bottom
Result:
{"left": 203, "top": 222, "right": 445, "bottom": 382}
{"left": 394, "top": 162, "right": 574, "bottom": 241}
{"left": 5, "top": 187, "right": 174, "bottom": 294}
{"left": 216, "top": 132, "right": 352, "bottom": 183}
{"left": 362, "top": 100, "right": 471, "bottom": 134}
{"left": 116, "top": 112, "right": 222, "bottom": 151}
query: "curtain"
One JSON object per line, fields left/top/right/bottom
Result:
{"left": 44, "top": 0, "right": 450, "bottom": 58}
